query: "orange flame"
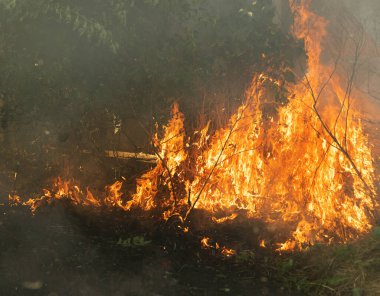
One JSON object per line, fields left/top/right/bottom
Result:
{"left": 200, "top": 237, "right": 236, "bottom": 257}
{"left": 8, "top": 194, "right": 21, "bottom": 206}
{"left": 126, "top": 0, "right": 377, "bottom": 250}
{"left": 260, "top": 240, "right": 266, "bottom": 248}
{"left": 221, "top": 247, "right": 236, "bottom": 257}
{"left": 212, "top": 213, "right": 238, "bottom": 224}
{"left": 19, "top": 1, "right": 378, "bottom": 251}
{"left": 201, "top": 237, "right": 212, "bottom": 249}
{"left": 24, "top": 178, "right": 102, "bottom": 213}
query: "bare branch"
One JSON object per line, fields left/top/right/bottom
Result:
{"left": 128, "top": 98, "right": 180, "bottom": 206}
{"left": 184, "top": 91, "right": 259, "bottom": 221}
{"left": 303, "top": 74, "right": 374, "bottom": 196}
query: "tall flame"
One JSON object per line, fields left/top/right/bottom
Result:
{"left": 20, "top": 0, "right": 378, "bottom": 251}
{"left": 130, "top": 0, "right": 377, "bottom": 249}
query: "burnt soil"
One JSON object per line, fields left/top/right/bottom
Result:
{"left": 0, "top": 204, "right": 294, "bottom": 296}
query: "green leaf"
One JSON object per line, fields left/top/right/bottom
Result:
{"left": 117, "top": 236, "right": 151, "bottom": 248}
{"left": 326, "top": 276, "right": 348, "bottom": 286}
{"left": 352, "top": 287, "right": 363, "bottom": 296}
{"left": 372, "top": 226, "right": 380, "bottom": 238}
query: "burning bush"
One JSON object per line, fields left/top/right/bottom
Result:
{"left": 16, "top": 0, "right": 378, "bottom": 253}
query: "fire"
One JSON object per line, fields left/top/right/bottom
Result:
{"left": 104, "top": 181, "right": 127, "bottom": 210}
{"left": 125, "top": 0, "right": 377, "bottom": 250}
{"left": 260, "top": 240, "right": 266, "bottom": 248}
{"left": 8, "top": 194, "right": 21, "bottom": 206}
{"left": 212, "top": 213, "right": 238, "bottom": 224}
{"left": 200, "top": 237, "right": 236, "bottom": 257}
{"left": 201, "top": 237, "right": 212, "bottom": 249}
{"left": 126, "top": 102, "right": 188, "bottom": 215}
{"left": 13, "top": 1, "right": 378, "bottom": 251}
{"left": 220, "top": 247, "right": 236, "bottom": 257}
{"left": 23, "top": 178, "right": 102, "bottom": 212}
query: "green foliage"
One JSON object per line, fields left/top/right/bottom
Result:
{"left": 0, "top": 0, "right": 298, "bottom": 100}
{"left": 273, "top": 231, "right": 380, "bottom": 295}
{"left": 352, "top": 287, "right": 363, "bottom": 296}
{"left": 236, "top": 249, "right": 255, "bottom": 263}
{"left": 0, "top": 0, "right": 301, "bottom": 158}
{"left": 116, "top": 236, "right": 152, "bottom": 248}
{"left": 2, "top": 0, "right": 119, "bottom": 52}
{"left": 372, "top": 226, "right": 380, "bottom": 238}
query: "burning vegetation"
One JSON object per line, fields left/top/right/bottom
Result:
{"left": 11, "top": 0, "right": 378, "bottom": 254}
{"left": 2, "top": 0, "right": 380, "bottom": 295}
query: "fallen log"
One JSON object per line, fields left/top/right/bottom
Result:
{"left": 104, "top": 150, "right": 158, "bottom": 164}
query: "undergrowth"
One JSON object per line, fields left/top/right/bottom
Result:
{"left": 274, "top": 226, "right": 380, "bottom": 295}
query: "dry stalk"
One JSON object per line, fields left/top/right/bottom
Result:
{"left": 128, "top": 98, "right": 180, "bottom": 206}
{"left": 184, "top": 87, "right": 259, "bottom": 221}
{"left": 304, "top": 74, "right": 374, "bottom": 196}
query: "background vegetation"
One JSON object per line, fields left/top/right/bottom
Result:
{"left": 0, "top": 0, "right": 301, "bottom": 193}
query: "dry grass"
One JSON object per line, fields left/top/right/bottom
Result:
{"left": 275, "top": 226, "right": 380, "bottom": 295}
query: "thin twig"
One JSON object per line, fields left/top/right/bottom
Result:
{"left": 184, "top": 98, "right": 256, "bottom": 221}
{"left": 128, "top": 98, "right": 179, "bottom": 206}
{"left": 304, "top": 75, "right": 374, "bottom": 196}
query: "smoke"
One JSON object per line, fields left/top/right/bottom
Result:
{"left": 273, "top": 0, "right": 380, "bottom": 163}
